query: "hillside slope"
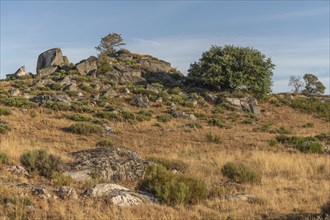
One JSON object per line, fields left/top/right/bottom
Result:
{"left": 0, "top": 48, "right": 329, "bottom": 219}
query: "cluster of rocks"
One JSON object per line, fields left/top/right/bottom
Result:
{"left": 65, "top": 147, "right": 146, "bottom": 182}
{"left": 6, "top": 146, "right": 155, "bottom": 207}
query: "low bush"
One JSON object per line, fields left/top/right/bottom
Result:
{"left": 205, "top": 132, "right": 221, "bottom": 144}
{"left": 208, "top": 118, "right": 225, "bottom": 128}
{"left": 138, "top": 164, "right": 208, "bottom": 205}
{"left": 47, "top": 83, "right": 62, "bottom": 91}
{"left": 275, "top": 135, "right": 323, "bottom": 154}
{"left": 268, "top": 138, "right": 278, "bottom": 147}
{"left": 96, "top": 111, "right": 122, "bottom": 121}
{"left": 302, "top": 122, "right": 314, "bottom": 128}
{"left": 315, "top": 132, "right": 330, "bottom": 144}
{"left": 0, "top": 152, "right": 10, "bottom": 165}
{"left": 121, "top": 110, "right": 136, "bottom": 121}
{"left": 253, "top": 123, "right": 273, "bottom": 132}
{"left": 136, "top": 110, "right": 153, "bottom": 122}
{"left": 51, "top": 173, "right": 73, "bottom": 186}
{"left": 42, "top": 101, "right": 70, "bottom": 111}
{"left": 147, "top": 157, "right": 188, "bottom": 173}
{"left": 194, "top": 112, "right": 207, "bottom": 119}
{"left": 157, "top": 114, "right": 173, "bottom": 123}
{"left": 67, "top": 122, "right": 103, "bottom": 135}
{"left": 221, "top": 162, "right": 261, "bottom": 184}
{"left": 241, "top": 118, "right": 254, "bottom": 124}
{"left": 0, "top": 121, "right": 11, "bottom": 134}
{"left": 0, "top": 107, "right": 12, "bottom": 116}
{"left": 30, "top": 110, "right": 37, "bottom": 118}
{"left": 96, "top": 139, "right": 113, "bottom": 147}
{"left": 171, "top": 87, "right": 182, "bottom": 95}
{"left": 0, "top": 97, "right": 37, "bottom": 109}
{"left": 20, "top": 149, "right": 64, "bottom": 178}
{"left": 288, "top": 98, "right": 330, "bottom": 122}
{"left": 275, "top": 126, "right": 291, "bottom": 134}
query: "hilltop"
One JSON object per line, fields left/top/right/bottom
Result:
{"left": 0, "top": 48, "right": 329, "bottom": 219}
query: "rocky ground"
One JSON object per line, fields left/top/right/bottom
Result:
{"left": 0, "top": 48, "right": 329, "bottom": 219}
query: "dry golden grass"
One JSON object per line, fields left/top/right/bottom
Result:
{"left": 0, "top": 100, "right": 329, "bottom": 219}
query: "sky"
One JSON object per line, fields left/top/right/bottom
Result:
{"left": 1, "top": 0, "right": 329, "bottom": 94}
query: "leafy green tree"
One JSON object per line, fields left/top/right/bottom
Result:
{"left": 303, "top": 73, "right": 325, "bottom": 95}
{"left": 188, "top": 45, "right": 275, "bottom": 98}
{"left": 95, "top": 33, "right": 125, "bottom": 56}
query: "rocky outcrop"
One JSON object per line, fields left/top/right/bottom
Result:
{"left": 105, "top": 69, "right": 146, "bottom": 85}
{"left": 130, "top": 94, "right": 149, "bottom": 108}
{"left": 66, "top": 147, "right": 145, "bottom": 182}
{"left": 36, "top": 48, "right": 68, "bottom": 75}
{"left": 225, "top": 97, "right": 261, "bottom": 115}
{"left": 6, "top": 66, "right": 27, "bottom": 79}
{"left": 75, "top": 56, "right": 98, "bottom": 75}
{"left": 171, "top": 110, "right": 196, "bottom": 121}
{"left": 137, "top": 57, "right": 173, "bottom": 73}
{"left": 84, "top": 183, "right": 155, "bottom": 207}
{"left": 57, "top": 186, "right": 78, "bottom": 200}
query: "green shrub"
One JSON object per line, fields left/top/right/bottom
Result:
{"left": 67, "top": 122, "right": 103, "bottom": 135}
{"left": 42, "top": 101, "right": 70, "bottom": 111}
{"left": 159, "top": 91, "right": 169, "bottom": 102}
{"left": 213, "top": 106, "right": 224, "bottom": 114}
{"left": 315, "top": 133, "right": 330, "bottom": 144}
{"left": 268, "top": 138, "right": 278, "bottom": 147}
{"left": 291, "top": 137, "right": 323, "bottom": 154}
{"left": 96, "top": 139, "right": 113, "bottom": 147}
{"left": 157, "top": 114, "right": 173, "bottom": 123}
{"left": 138, "top": 164, "right": 208, "bottom": 205}
{"left": 67, "top": 113, "right": 92, "bottom": 122}
{"left": 151, "top": 83, "right": 164, "bottom": 90}
{"left": 275, "top": 135, "right": 323, "bottom": 154}
{"left": 138, "top": 109, "right": 153, "bottom": 117}
{"left": 205, "top": 132, "right": 221, "bottom": 144}
{"left": 275, "top": 134, "right": 291, "bottom": 143}
{"left": 51, "top": 173, "right": 73, "bottom": 186}
{"left": 221, "top": 162, "right": 261, "bottom": 184}
{"left": 171, "top": 94, "right": 184, "bottom": 103}
{"left": 121, "top": 110, "right": 136, "bottom": 121}
{"left": 275, "top": 126, "right": 291, "bottom": 134}
{"left": 48, "top": 83, "right": 62, "bottom": 91}
{"left": 171, "top": 87, "right": 181, "bottom": 95}
{"left": 208, "top": 118, "right": 225, "bottom": 128}
{"left": 0, "top": 152, "right": 10, "bottom": 165}
{"left": 96, "top": 111, "right": 122, "bottom": 121}
{"left": 194, "top": 112, "right": 207, "bottom": 119}
{"left": 241, "top": 118, "right": 254, "bottom": 124}
{"left": 0, "top": 122, "right": 11, "bottom": 134}
{"left": 65, "top": 90, "right": 79, "bottom": 97}
{"left": 253, "top": 123, "right": 273, "bottom": 132}
{"left": 12, "top": 80, "right": 29, "bottom": 89}
{"left": 0, "top": 97, "right": 37, "bottom": 109}
{"left": 0, "top": 107, "right": 12, "bottom": 116}
{"left": 71, "top": 103, "right": 95, "bottom": 113}
{"left": 80, "top": 84, "right": 93, "bottom": 91}
{"left": 30, "top": 110, "right": 37, "bottom": 118}
{"left": 135, "top": 110, "right": 153, "bottom": 122}
{"left": 288, "top": 98, "right": 330, "bottom": 122}
{"left": 20, "top": 149, "right": 64, "bottom": 178}
{"left": 147, "top": 157, "right": 188, "bottom": 173}
{"left": 302, "top": 122, "right": 314, "bottom": 128}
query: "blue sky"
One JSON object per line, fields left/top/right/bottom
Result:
{"left": 1, "top": 1, "right": 329, "bottom": 94}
